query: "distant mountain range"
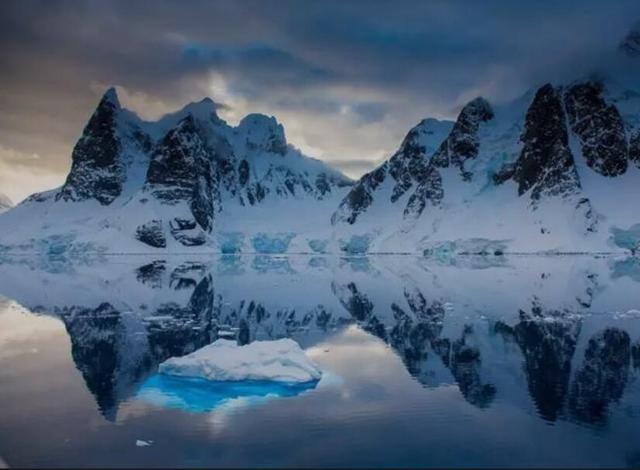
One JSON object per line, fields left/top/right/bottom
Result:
{"left": 1, "top": 23, "right": 639, "bottom": 256}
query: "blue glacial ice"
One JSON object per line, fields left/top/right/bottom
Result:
{"left": 136, "top": 374, "right": 317, "bottom": 413}
{"left": 251, "top": 232, "right": 295, "bottom": 254}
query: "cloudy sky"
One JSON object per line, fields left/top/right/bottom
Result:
{"left": 1, "top": 0, "right": 639, "bottom": 203}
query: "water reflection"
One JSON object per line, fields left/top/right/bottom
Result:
{"left": 137, "top": 375, "right": 318, "bottom": 413}
{"left": 0, "top": 254, "right": 639, "bottom": 429}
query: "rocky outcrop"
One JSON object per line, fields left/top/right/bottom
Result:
{"left": 143, "top": 116, "right": 218, "bottom": 245}
{"left": 331, "top": 166, "right": 386, "bottom": 224}
{"left": 431, "top": 97, "right": 494, "bottom": 178}
{"left": 496, "top": 305, "right": 581, "bottom": 422}
{"left": 449, "top": 327, "right": 496, "bottom": 408}
{"left": 58, "top": 89, "right": 127, "bottom": 205}
{"left": 135, "top": 220, "right": 166, "bottom": 248}
{"left": 629, "top": 128, "right": 640, "bottom": 166}
{"left": 513, "top": 84, "right": 581, "bottom": 201}
{"left": 564, "top": 82, "right": 628, "bottom": 177}
{"left": 403, "top": 168, "right": 444, "bottom": 220}
{"left": 146, "top": 117, "right": 215, "bottom": 209}
{"left": 569, "top": 328, "right": 631, "bottom": 425}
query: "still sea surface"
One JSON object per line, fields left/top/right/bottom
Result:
{"left": 0, "top": 254, "right": 639, "bottom": 468}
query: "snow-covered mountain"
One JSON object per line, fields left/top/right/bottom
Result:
{"left": 0, "top": 90, "right": 352, "bottom": 254}
{"left": 0, "top": 193, "right": 12, "bottom": 214}
{"left": 332, "top": 26, "right": 640, "bottom": 255}
{"left": 2, "top": 23, "right": 640, "bottom": 255}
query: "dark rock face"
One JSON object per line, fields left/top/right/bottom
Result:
{"left": 629, "top": 129, "right": 640, "bottom": 167}
{"left": 144, "top": 116, "right": 217, "bottom": 243}
{"left": 58, "top": 89, "right": 125, "bottom": 205}
{"left": 315, "top": 173, "right": 332, "bottom": 196}
{"left": 514, "top": 84, "right": 581, "bottom": 201}
{"left": 449, "top": 327, "right": 496, "bottom": 408}
{"left": 569, "top": 328, "right": 631, "bottom": 425}
{"left": 575, "top": 198, "right": 599, "bottom": 234}
{"left": 135, "top": 261, "right": 166, "bottom": 288}
{"left": 169, "top": 218, "right": 206, "bottom": 246}
{"left": 432, "top": 97, "right": 494, "bottom": 176}
{"left": 333, "top": 279, "right": 499, "bottom": 410}
{"left": 403, "top": 168, "right": 443, "bottom": 220}
{"left": 632, "top": 340, "right": 640, "bottom": 369}
{"left": 190, "top": 154, "right": 217, "bottom": 233}
{"left": 496, "top": 306, "right": 581, "bottom": 422}
{"left": 331, "top": 166, "right": 386, "bottom": 224}
{"left": 565, "top": 82, "right": 628, "bottom": 177}
{"left": 146, "top": 117, "right": 210, "bottom": 205}
{"left": 52, "top": 267, "right": 223, "bottom": 420}
{"left": 492, "top": 163, "right": 516, "bottom": 185}
{"left": 238, "top": 163, "right": 344, "bottom": 206}
{"left": 135, "top": 220, "right": 166, "bottom": 248}
{"left": 389, "top": 125, "right": 433, "bottom": 202}
{"left": 61, "top": 303, "right": 148, "bottom": 421}
{"left": 238, "top": 159, "right": 250, "bottom": 186}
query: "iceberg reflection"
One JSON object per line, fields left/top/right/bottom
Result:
{"left": 137, "top": 374, "right": 318, "bottom": 413}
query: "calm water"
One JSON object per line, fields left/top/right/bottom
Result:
{"left": 0, "top": 255, "right": 639, "bottom": 468}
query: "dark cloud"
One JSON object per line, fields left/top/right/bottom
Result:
{"left": 1, "top": 0, "right": 639, "bottom": 202}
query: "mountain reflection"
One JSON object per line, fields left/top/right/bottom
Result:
{"left": 0, "top": 255, "right": 638, "bottom": 425}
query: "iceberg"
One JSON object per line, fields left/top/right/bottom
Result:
{"left": 158, "top": 338, "right": 322, "bottom": 383}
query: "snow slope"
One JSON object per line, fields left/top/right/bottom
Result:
{"left": 332, "top": 26, "right": 640, "bottom": 255}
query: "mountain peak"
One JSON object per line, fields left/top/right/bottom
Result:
{"left": 237, "top": 113, "right": 287, "bottom": 155}
{"left": 154, "top": 97, "right": 221, "bottom": 136}
{"left": 100, "top": 87, "right": 121, "bottom": 109}
{"left": 181, "top": 97, "right": 220, "bottom": 122}
{"left": 462, "top": 97, "right": 493, "bottom": 119}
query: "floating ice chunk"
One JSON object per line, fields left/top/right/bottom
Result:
{"left": 158, "top": 338, "right": 322, "bottom": 383}
{"left": 136, "top": 440, "right": 152, "bottom": 447}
